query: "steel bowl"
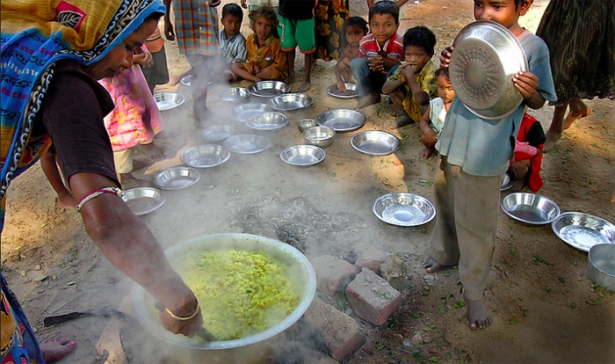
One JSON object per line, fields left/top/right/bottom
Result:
{"left": 587, "top": 244, "right": 615, "bottom": 292}
{"left": 180, "top": 144, "right": 231, "bottom": 168}
{"left": 326, "top": 83, "right": 359, "bottom": 99}
{"left": 246, "top": 112, "right": 289, "bottom": 131}
{"left": 449, "top": 20, "right": 528, "bottom": 119}
{"left": 501, "top": 192, "right": 560, "bottom": 225}
{"left": 154, "top": 93, "right": 185, "bottom": 111}
{"left": 220, "top": 87, "right": 249, "bottom": 102}
{"left": 122, "top": 187, "right": 165, "bottom": 216}
{"left": 303, "top": 126, "right": 335, "bottom": 148}
{"left": 180, "top": 75, "right": 191, "bottom": 86}
{"left": 280, "top": 145, "right": 326, "bottom": 166}
{"left": 200, "top": 124, "right": 234, "bottom": 143}
{"left": 500, "top": 172, "right": 513, "bottom": 191}
{"left": 233, "top": 103, "right": 271, "bottom": 123}
{"left": 373, "top": 193, "right": 436, "bottom": 227}
{"left": 154, "top": 167, "right": 200, "bottom": 191}
{"left": 131, "top": 233, "right": 316, "bottom": 355}
{"left": 269, "top": 93, "right": 313, "bottom": 111}
{"left": 297, "top": 119, "right": 317, "bottom": 132}
{"left": 316, "top": 109, "right": 366, "bottom": 132}
{"left": 247, "top": 81, "right": 290, "bottom": 98}
{"left": 552, "top": 212, "right": 615, "bottom": 252}
{"left": 351, "top": 131, "right": 400, "bottom": 155}
{"left": 223, "top": 134, "right": 271, "bottom": 154}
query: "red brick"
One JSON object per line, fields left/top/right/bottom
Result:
{"left": 345, "top": 268, "right": 402, "bottom": 326}
{"left": 354, "top": 247, "right": 388, "bottom": 275}
{"left": 302, "top": 297, "right": 366, "bottom": 361}
{"left": 311, "top": 255, "right": 360, "bottom": 296}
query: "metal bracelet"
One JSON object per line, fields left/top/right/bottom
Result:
{"left": 75, "top": 187, "right": 124, "bottom": 212}
{"left": 165, "top": 298, "right": 200, "bottom": 321}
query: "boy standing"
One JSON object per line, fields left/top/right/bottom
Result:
{"left": 277, "top": 0, "right": 317, "bottom": 92}
{"left": 219, "top": 3, "right": 247, "bottom": 82}
{"left": 350, "top": 1, "right": 404, "bottom": 109}
{"left": 424, "top": 0, "right": 556, "bottom": 330}
{"left": 382, "top": 26, "right": 437, "bottom": 129}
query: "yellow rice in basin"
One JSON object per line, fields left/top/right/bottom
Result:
{"left": 181, "top": 249, "right": 300, "bottom": 341}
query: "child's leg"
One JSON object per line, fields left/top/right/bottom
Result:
{"left": 563, "top": 96, "right": 591, "bottom": 130}
{"left": 421, "top": 136, "right": 437, "bottom": 159}
{"left": 297, "top": 53, "right": 312, "bottom": 92}
{"left": 285, "top": 48, "right": 296, "bottom": 84}
{"left": 41, "top": 151, "right": 77, "bottom": 209}
{"left": 509, "top": 159, "right": 530, "bottom": 191}
{"left": 113, "top": 149, "right": 152, "bottom": 188}
{"left": 231, "top": 63, "right": 260, "bottom": 82}
{"left": 388, "top": 91, "right": 413, "bottom": 128}
{"left": 350, "top": 58, "right": 372, "bottom": 97}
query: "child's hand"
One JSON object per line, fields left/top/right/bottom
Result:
{"left": 253, "top": 64, "right": 262, "bottom": 74}
{"left": 336, "top": 79, "right": 346, "bottom": 92}
{"left": 240, "top": 0, "right": 247, "bottom": 8}
{"left": 400, "top": 64, "right": 416, "bottom": 81}
{"left": 421, "top": 129, "right": 437, "bottom": 145}
{"left": 247, "top": 64, "right": 256, "bottom": 75}
{"left": 513, "top": 71, "right": 539, "bottom": 99}
{"left": 368, "top": 55, "right": 384, "bottom": 72}
{"left": 439, "top": 46, "right": 454, "bottom": 68}
{"left": 164, "top": 22, "right": 175, "bottom": 41}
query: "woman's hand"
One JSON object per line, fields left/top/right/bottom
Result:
{"left": 156, "top": 299, "right": 204, "bottom": 337}
{"left": 439, "top": 46, "right": 454, "bottom": 68}
{"left": 133, "top": 47, "right": 153, "bottom": 67}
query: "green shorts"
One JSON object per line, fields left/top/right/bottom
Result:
{"left": 277, "top": 15, "right": 315, "bottom": 53}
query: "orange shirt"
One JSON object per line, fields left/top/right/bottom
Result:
{"left": 241, "top": 34, "right": 287, "bottom": 80}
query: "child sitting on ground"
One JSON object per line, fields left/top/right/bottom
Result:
{"left": 382, "top": 25, "right": 437, "bottom": 129}
{"left": 508, "top": 113, "right": 546, "bottom": 192}
{"left": 218, "top": 3, "right": 247, "bottom": 82}
{"left": 350, "top": 1, "right": 404, "bottom": 109}
{"left": 335, "top": 17, "right": 369, "bottom": 92}
{"left": 231, "top": 5, "right": 287, "bottom": 82}
{"left": 423, "top": 0, "right": 556, "bottom": 331}
{"left": 277, "top": 0, "right": 317, "bottom": 92}
{"left": 418, "top": 67, "right": 455, "bottom": 159}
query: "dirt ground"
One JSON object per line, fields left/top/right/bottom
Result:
{"left": 1, "top": 0, "right": 614, "bottom": 363}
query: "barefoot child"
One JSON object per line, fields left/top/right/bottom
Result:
{"left": 277, "top": 0, "right": 317, "bottom": 92}
{"left": 350, "top": 1, "right": 404, "bottom": 108}
{"left": 231, "top": 5, "right": 287, "bottom": 82}
{"left": 334, "top": 17, "right": 368, "bottom": 92}
{"left": 382, "top": 26, "right": 437, "bottom": 129}
{"left": 423, "top": 0, "right": 556, "bottom": 330}
{"left": 418, "top": 67, "right": 455, "bottom": 159}
{"left": 508, "top": 113, "right": 546, "bottom": 192}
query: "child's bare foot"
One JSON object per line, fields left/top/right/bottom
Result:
{"left": 297, "top": 81, "right": 311, "bottom": 93}
{"left": 510, "top": 179, "right": 526, "bottom": 192}
{"left": 132, "top": 158, "right": 154, "bottom": 171}
{"left": 141, "top": 143, "right": 166, "bottom": 160}
{"left": 357, "top": 92, "right": 381, "bottom": 109}
{"left": 423, "top": 256, "right": 453, "bottom": 273}
{"left": 543, "top": 129, "right": 561, "bottom": 152}
{"left": 155, "top": 130, "right": 177, "bottom": 140}
{"left": 168, "top": 75, "right": 181, "bottom": 86}
{"left": 389, "top": 114, "right": 413, "bottom": 129}
{"left": 421, "top": 147, "right": 435, "bottom": 159}
{"left": 56, "top": 193, "right": 78, "bottom": 209}
{"left": 563, "top": 104, "right": 591, "bottom": 130}
{"left": 465, "top": 296, "right": 492, "bottom": 330}
{"left": 120, "top": 174, "right": 153, "bottom": 189}
{"left": 40, "top": 338, "right": 77, "bottom": 363}
{"left": 284, "top": 75, "right": 296, "bottom": 84}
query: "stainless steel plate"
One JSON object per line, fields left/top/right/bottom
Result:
{"left": 269, "top": 93, "right": 313, "bottom": 111}
{"left": 122, "top": 187, "right": 165, "bottom": 216}
{"left": 326, "top": 83, "right": 359, "bottom": 99}
{"left": 154, "top": 93, "right": 185, "bottom": 111}
{"left": 154, "top": 167, "right": 200, "bottom": 190}
{"left": 220, "top": 87, "right": 249, "bottom": 102}
{"left": 180, "top": 144, "right": 231, "bottom": 168}
{"left": 180, "top": 75, "right": 191, "bottom": 86}
{"left": 501, "top": 192, "right": 560, "bottom": 225}
{"left": 222, "top": 134, "right": 271, "bottom": 154}
{"left": 280, "top": 145, "right": 326, "bottom": 166}
{"left": 247, "top": 81, "right": 290, "bottom": 98}
{"left": 373, "top": 193, "right": 436, "bottom": 227}
{"left": 552, "top": 212, "right": 615, "bottom": 252}
{"left": 233, "top": 103, "right": 271, "bottom": 123}
{"left": 449, "top": 20, "right": 528, "bottom": 119}
{"left": 246, "top": 112, "right": 289, "bottom": 131}
{"left": 351, "top": 131, "right": 400, "bottom": 155}
{"left": 500, "top": 172, "right": 513, "bottom": 191}
{"left": 316, "top": 109, "right": 366, "bottom": 132}
{"left": 200, "top": 124, "right": 234, "bottom": 143}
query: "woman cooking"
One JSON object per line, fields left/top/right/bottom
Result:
{"left": 1, "top": 0, "right": 202, "bottom": 362}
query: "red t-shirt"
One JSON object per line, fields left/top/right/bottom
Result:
{"left": 358, "top": 33, "right": 404, "bottom": 75}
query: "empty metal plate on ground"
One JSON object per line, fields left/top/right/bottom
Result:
{"left": 269, "top": 93, "right": 313, "bottom": 111}
{"left": 247, "top": 81, "right": 290, "bottom": 98}
{"left": 201, "top": 124, "right": 234, "bottom": 142}
{"left": 351, "top": 131, "right": 400, "bottom": 155}
{"left": 233, "top": 103, "right": 271, "bottom": 122}
{"left": 180, "top": 75, "right": 191, "bottom": 86}
{"left": 122, "top": 187, "right": 165, "bottom": 216}
{"left": 154, "top": 93, "right": 185, "bottom": 111}
{"left": 501, "top": 192, "right": 560, "bottom": 225}
{"left": 316, "top": 109, "right": 366, "bottom": 132}
{"left": 154, "top": 167, "right": 200, "bottom": 190}
{"left": 500, "top": 172, "right": 513, "bottom": 191}
{"left": 326, "top": 83, "right": 359, "bottom": 99}
{"left": 220, "top": 87, "right": 249, "bottom": 102}
{"left": 551, "top": 212, "right": 615, "bottom": 252}
{"left": 280, "top": 145, "right": 326, "bottom": 166}
{"left": 246, "top": 112, "right": 289, "bottom": 131}
{"left": 449, "top": 20, "right": 528, "bottom": 119}
{"left": 373, "top": 193, "right": 436, "bottom": 227}
{"left": 180, "top": 144, "right": 231, "bottom": 168}
{"left": 222, "top": 134, "right": 271, "bottom": 154}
